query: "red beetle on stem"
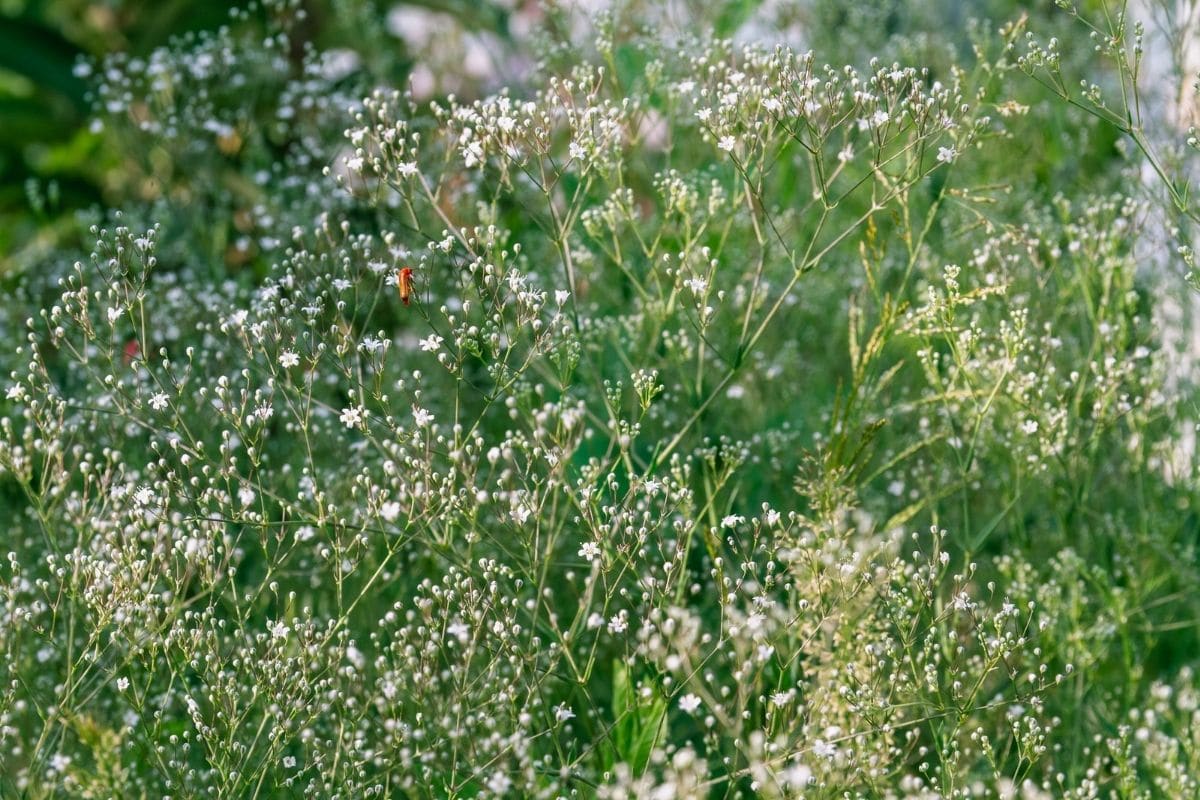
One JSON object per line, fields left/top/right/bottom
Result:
{"left": 397, "top": 267, "right": 414, "bottom": 306}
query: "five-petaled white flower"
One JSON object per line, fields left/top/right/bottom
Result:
{"left": 340, "top": 405, "right": 366, "bottom": 428}
{"left": 679, "top": 694, "right": 702, "bottom": 714}
{"left": 149, "top": 392, "right": 169, "bottom": 411}
{"left": 279, "top": 350, "right": 300, "bottom": 368}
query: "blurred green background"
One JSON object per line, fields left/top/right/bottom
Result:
{"left": 0, "top": 0, "right": 244, "bottom": 264}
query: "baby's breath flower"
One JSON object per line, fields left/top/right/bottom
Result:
{"left": 340, "top": 405, "right": 367, "bottom": 428}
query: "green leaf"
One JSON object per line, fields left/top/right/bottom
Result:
{"left": 0, "top": 14, "right": 87, "bottom": 106}
{"left": 713, "top": 0, "right": 765, "bottom": 38}
{"left": 608, "top": 660, "right": 668, "bottom": 776}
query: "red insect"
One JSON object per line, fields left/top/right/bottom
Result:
{"left": 122, "top": 338, "right": 141, "bottom": 366}
{"left": 398, "top": 267, "right": 414, "bottom": 306}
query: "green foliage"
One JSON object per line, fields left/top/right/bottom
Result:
{"left": 0, "top": 1, "right": 1198, "bottom": 798}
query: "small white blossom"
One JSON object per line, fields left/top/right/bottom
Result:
{"left": 340, "top": 405, "right": 366, "bottom": 428}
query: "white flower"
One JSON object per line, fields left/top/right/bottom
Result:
{"left": 937, "top": 145, "right": 957, "bottom": 163}
{"left": 679, "top": 694, "right": 702, "bottom": 714}
{"left": 116, "top": 677, "right": 130, "bottom": 691}
{"left": 721, "top": 514, "right": 745, "bottom": 529}
{"left": 555, "top": 290, "right": 570, "bottom": 305}
{"left": 554, "top": 703, "right": 576, "bottom": 723}
{"left": 419, "top": 334, "right": 444, "bottom": 352}
{"left": 717, "top": 135, "right": 737, "bottom": 152}
{"left": 782, "top": 763, "right": 813, "bottom": 788}
{"left": 447, "top": 621, "right": 470, "bottom": 643}
{"left": 607, "top": 614, "right": 628, "bottom": 634}
{"left": 413, "top": 406, "right": 434, "bottom": 427}
{"left": 1021, "top": 418, "right": 1039, "bottom": 435}
{"left": 134, "top": 486, "right": 156, "bottom": 506}
{"left": 380, "top": 501, "right": 401, "bottom": 522}
{"left": 270, "top": 621, "right": 289, "bottom": 639}
{"left": 568, "top": 141, "right": 586, "bottom": 161}
{"left": 578, "top": 541, "right": 601, "bottom": 562}
{"left": 340, "top": 405, "right": 366, "bottom": 428}
{"left": 510, "top": 502, "right": 532, "bottom": 524}
{"left": 283, "top": 755, "right": 297, "bottom": 769}
{"left": 685, "top": 277, "right": 708, "bottom": 295}
{"left": 813, "top": 739, "right": 838, "bottom": 759}
{"left": 397, "top": 161, "right": 419, "bottom": 178}
{"left": 346, "top": 645, "right": 365, "bottom": 669}
{"left": 149, "top": 392, "right": 169, "bottom": 411}
{"left": 838, "top": 145, "right": 854, "bottom": 163}
{"left": 463, "top": 141, "right": 484, "bottom": 168}
{"left": 5, "top": 384, "right": 25, "bottom": 402}
{"left": 279, "top": 350, "right": 300, "bottom": 368}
